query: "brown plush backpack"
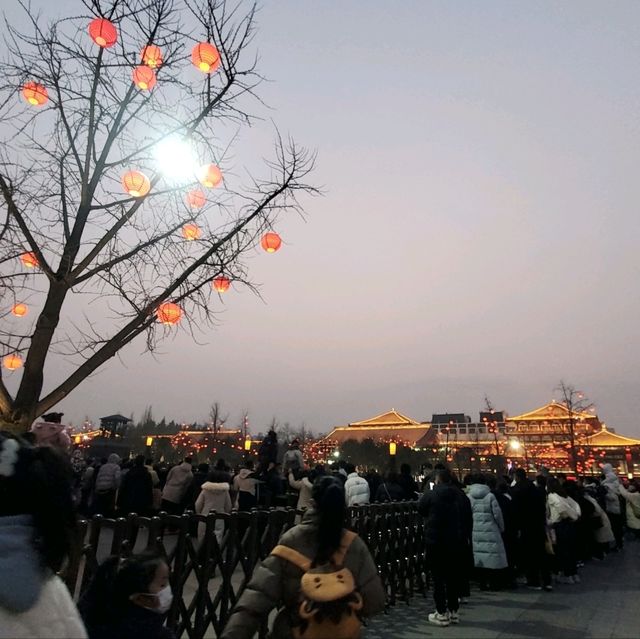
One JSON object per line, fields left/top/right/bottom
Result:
{"left": 270, "top": 530, "right": 363, "bottom": 639}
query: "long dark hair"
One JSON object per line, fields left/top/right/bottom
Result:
{"left": 547, "top": 477, "right": 567, "bottom": 497}
{"left": 0, "top": 433, "right": 77, "bottom": 573}
{"left": 311, "top": 475, "right": 346, "bottom": 564}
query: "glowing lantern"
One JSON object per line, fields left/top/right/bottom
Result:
{"left": 132, "top": 65, "right": 156, "bottom": 90}
{"left": 182, "top": 223, "right": 202, "bottom": 241}
{"left": 88, "top": 18, "right": 118, "bottom": 48}
{"left": 191, "top": 43, "right": 220, "bottom": 74}
{"left": 20, "top": 252, "right": 39, "bottom": 269}
{"left": 212, "top": 275, "right": 231, "bottom": 293}
{"left": 389, "top": 442, "right": 397, "bottom": 456}
{"left": 261, "top": 232, "right": 282, "bottom": 253}
{"left": 186, "top": 190, "right": 206, "bottom": 210}
{"left": 156, "top": 302, "right": 182, "bottom": 325}
{"left": 122, "top": 170, "right": 151, "bottom": 197}
{"left": 146, "top": 436, "right": 154, "bottom": 447}
{"left": 3, "top": 354, "right": 23, "bottom": 371}
{"left": 141, "top": 45, "right": 162, "bottom": 68}
{"left": 197, "top": 164, "right": 223, "bottom": 188}
{"left": 21, "top": 82, "right": 48, "bottom": 107}
{"left": 244, "top": 438, "right": 252, "bottom": 452}
{"left": 74, "top": 435, "right": 82, "bottom": 445}
{"left": 11, "top": 303, "right": 28, "bottom": 317}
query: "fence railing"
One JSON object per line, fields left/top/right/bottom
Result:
{"left": 65, "top": 502, "right": 425, "bottom": 639}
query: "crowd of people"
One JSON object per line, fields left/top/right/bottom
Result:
{"left": 1, "top": 426, "right": 639, "bottom": 638}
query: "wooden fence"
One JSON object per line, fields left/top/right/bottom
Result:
{"left": 65, "top": 502, "right": 426, "bottom": 639}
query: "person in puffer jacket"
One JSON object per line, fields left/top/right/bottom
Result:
{"left": 233, "top": 461, "right": 259, "bottom": 510}
{"left": 619, "top": 483, "right": 640, "bottom": 536}
{"left": 195, "top": 475, "right": 232, "bottom": 543}
{"left": 547, "top": 478, "right": 581, "bottom": 583}
{"left": 93, "top": 454, "right": 121, "bottom": 516}
{"left": 0, "top": 434, "right": 86, "bottom": 639}
{"left": 344, "top": 464, "right": 370, "bottom": 506}
{"left": 601, "top": 464, "right": 624, "bottom": 550}
{"left": 161, "top": 458, "right": 193, "bottom": 515}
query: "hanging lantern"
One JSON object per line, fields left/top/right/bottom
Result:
{"left": 191, "top": 42, "right": 220, "bottom": 73}
{"left": 212, "top": 275, "right": 231, "bottom": 293}
{"left": 197, "top": 164, "right": 223, "bottom": 188}
{"left": 156, "top": 302, "right": 182, "bottom": 325}
{"left": 3, "top": 354, "right": 23, "bottom": 371}
{"left": 132, "top": 65, "right": 157, "bottom": 91}
{"left": 261, "top": 232, "right": 282, "bottom": 253}
{"left": 182, "top": 223, "right": 201, "bottom": 241}
{"left": 11, "top": 303, "right": 28, "bottom": 317}
{"left": 88, "top": 18, "right": 118, "bottom": 48}
{"left": 122, "top": 170, "right": 151, "bottom": 197}
{"left": 21, "top": 82, "right": 48, "bottom": 107}
{"left": 186, "top": 189, "right": 206, "bottom": 210}
{"left": 141, "top": 44, "right": 162, "bottom": 68}
{"left": 20, "top": 252, "right": 39, "bottom": 269}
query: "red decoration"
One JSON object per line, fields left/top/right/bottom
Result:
{"left": 3, "top": 354, "right": 23, "bottom": 371}
{"left": 21, "top": 82, "right": 48, "bottom": 107}
{"left": 212, "top": 276, "right": 231, "bottom": 293}
{"left": 182, "top": 223, "right": 202, "bottom": 241}
{"left": 191, "top": 43, "right": 220, "bottom": 74}
{"left": 198, "top": 164, "right": 223, "bottom": 188}
{"left": 88, "top": 18, "right": 118, "bottom": 48}
{"left": 261, "top": 232, "right": 282, "bottom": 253}
{"left": 11, "top": 303, "right": 28, "bottom": 317}
{"left": 186, "top": 190, "right": 206, "bottom": 210}
{"left": 122, "top": 170, "right": 151, "bottom": 197}
{"left": 132, "top": 65, "right": 156, "bottom": 91}
{"left": 156, "top": 302, "right": 182, "bottom": 325}
{"left": 20, "top": 252, "right": 39, "bottom": 269}
{"left": 141, "top": 45, "right": 162, "bottom": 68}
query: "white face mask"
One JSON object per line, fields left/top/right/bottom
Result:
{"left": 149, "top": 585, "right": 173, "bottom": 614}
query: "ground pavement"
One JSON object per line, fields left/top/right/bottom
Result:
{"left": 365, "top": 541, "right": 640, "bottom": 639}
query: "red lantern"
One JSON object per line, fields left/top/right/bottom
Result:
{"left": 20, "top": 252, "right": 39, "bottom": 269}
{"left": 156, "top": 302, "right": 182, "bottom": 325}
{"left": 182, "top": 223, "right": 201, "bottom": 241}
{"left": 197, "top": 164, "right": 222, "bottom": 188}
{"left": 3, "top": 354, "right": 23, "bottom": 371}
{"left": 191, "top": 43, "right": 220, "bottom": 73}
{"left": 186, "top": 190, "right": 206, "bottom": 210}
{"left": 132, "top": 65, "right": 156, "bottom": 91}
{"left": 122, "top": 170, "right": 151, "bottom": 197}
{"left": 88, "top": 18, "right": 118, "bottom": 48}
{"left": 11, "top": 303, "right": 28, "bottom": 317}
{"left": 212, "top": 276, "right": 231, "bottom": 293}
{"left": 21, "top": 82, "right": 48, "bottom": 107}
{"left": 261, "top": 232, "right": 282, "bottom": 253}
{"left": 141, "top": 45, "right": 162, "bottom": 68}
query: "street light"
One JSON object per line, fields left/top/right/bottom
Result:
{"left": 333, "top": 451, "right": 340, "bottom": 459}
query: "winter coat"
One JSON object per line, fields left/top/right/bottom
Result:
{"left": 398, "top": 472, "right": 419, "bottom": 500}
{"left": 583, "top": 494, "right": 615, "bottom": 544}
{"left": 220, "top": 510, "right": 385, "bottom": 639}
{"left": 375, "top": 481, "right": 405, "bottom": 503}
{"left": 547, "top": 492, "right": 581, "bottom": 524}
{"left": 619, "top": 485, "right": 640, "bottom": 530}
{"left": 117, "top": 465, "right": 153, "bottom": 515}
{"left": 602, "top": 468, "right": 622, "bottom": 514}
{"left": 234, "top": 469, "right": 258, "bottom": 510}
{"left": 0, "top": 515, "right": 86, "bottom": 639}
{"left": 258, "top": 437, "right": 279, "bottom": 468}
{"left": 344, "top": 472, "right": 370, "bottom": 506}
{"left": 418, "top": 482, "right": 472, "bottom": 547}
{"left": 510, "top": 479, "right": 547, "bottom": 544}
{"left": 467, "top": 484, "right": 507, "bottom": 569}
{"left": 162, "top": 462, "right": 193, "bottom": 505}
{"left": 288, "top": 474, "right": 313, "bottom": 511}
{"left": 82, "top": 602, "right": 175, "bottom": 639}
{"left": 283, "top": 448, "right": 304, "bottom": 473}
{"left": 29, "top": 420, "right": 71, "bottom": 452}
{"left": 94, "top": 455, "right": 121, "bottom": 492}
{"left": 195, "top": 482, "right": 232, "bottom": 542}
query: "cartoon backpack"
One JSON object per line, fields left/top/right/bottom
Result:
{"left": 271, "top": 530, "right": 363, "bottom": 639}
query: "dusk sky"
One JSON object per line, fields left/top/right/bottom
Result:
{"left": 13, "top": 1, "right": 640, "bottom": 435}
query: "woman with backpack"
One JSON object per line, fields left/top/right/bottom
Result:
{"left": 221, "top": 476, "right": 385, "bottom": 639}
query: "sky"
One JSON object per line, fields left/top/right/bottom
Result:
{"left": 6, "top": 1, "right": 640, "bottom": 435}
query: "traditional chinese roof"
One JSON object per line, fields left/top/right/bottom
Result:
{"left": 348, "top": 409, "right": 420, "bottom": 427}
{"left": 507, "top": 401, "right": 595, "bottom": 422}
{"left": 579, "top": 425, "right": 640, "bottom": 447}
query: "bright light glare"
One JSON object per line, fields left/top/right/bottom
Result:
{"left": 154, "top": 137, "right": 198, "bottom": 184}
{"left": 509, "top": 439, "right": 522, "bottom": 451}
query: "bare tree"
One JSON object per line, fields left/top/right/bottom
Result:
{"left": 208, "top": 401, "right": 227, "bottom": 435}
{"left": 0, "top": 0, "right": 316, "bottom": 432}
{"left": 556, "top": 381, "right": 594, "bottom": 473}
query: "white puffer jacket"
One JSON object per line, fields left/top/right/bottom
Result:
{"left": 195, "top": 482, "right": 232, "bottom": 542}
{"left": 344, "top": 473, "right": 370, "bottom": 506}
{"left": 619, "top": 485, "right": 640, "bottom": 530}
{"left": 547, "top": 492, "right": 581, "bottom": 524}
{"left": 162, "top": 461, "right": 194, "bottom": 504}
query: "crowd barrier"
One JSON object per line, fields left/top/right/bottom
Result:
{"left": 65, "top": 502, "right": 426, "bottom": 639}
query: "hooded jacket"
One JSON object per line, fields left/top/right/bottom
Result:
{"left": 220, "top": 509, "right": 385, "bottom": 639}
{"left": 583, "top": 494, "right": 615, "bottom": 543}
{"left": 94, "top": 454, "right": 121, "bottom": 492}
{"left": 418, "top": 482, "right": 471, "bottom": 547}
{"left": 547, "top": 492, "right": 581, "bottom": 524}
{"left": 619, "top": 485, "right": 640, "bottom": 529}
{"left": 195, "top": 482, "right": 233, "bottom": 541}
{"left": 161, "top": 462, "right": 193, "bottom": 505}
{"left": 601, "top": 467, "right": 622, "bottom": 515}
{"left": 0, "top": 515, "right": 86, "bottom": 638}
{"left": 344, "top": 472, "right": 370, "bottom": 507}
{"left": 467, "top": 484, "right": 507, "bottom": 570}
{"left": 288, "top": 474, "right": 313, "bottom": 510}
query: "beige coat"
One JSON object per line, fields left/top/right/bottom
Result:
{"left": 619, "top": 485, "right": 640, "bottom": 530}
{"left": 195, "top": 482, "right": 232, "bottom": 543}
{"left": 221, "top": 510, "right": 385, "bottom": 639}
{"left": 584, "top": 494, "right": 615, "bottom": 544}
{"left": 288, "top": 474, "right": 313, "bottom": 511}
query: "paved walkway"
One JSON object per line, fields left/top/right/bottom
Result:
{"left": 365, "top": 541, "right": 640, "bottom": 639}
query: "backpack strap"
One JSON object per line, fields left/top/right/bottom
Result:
{"left": 332, "top": 530, "right": 357, "bottom": 566}
{"left": 271, "top": 545, "right": 312, "bottom": 572}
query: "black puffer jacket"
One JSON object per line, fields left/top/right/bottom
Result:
{"left": 419, "top": 482, "right": 472, "bottom": 546}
